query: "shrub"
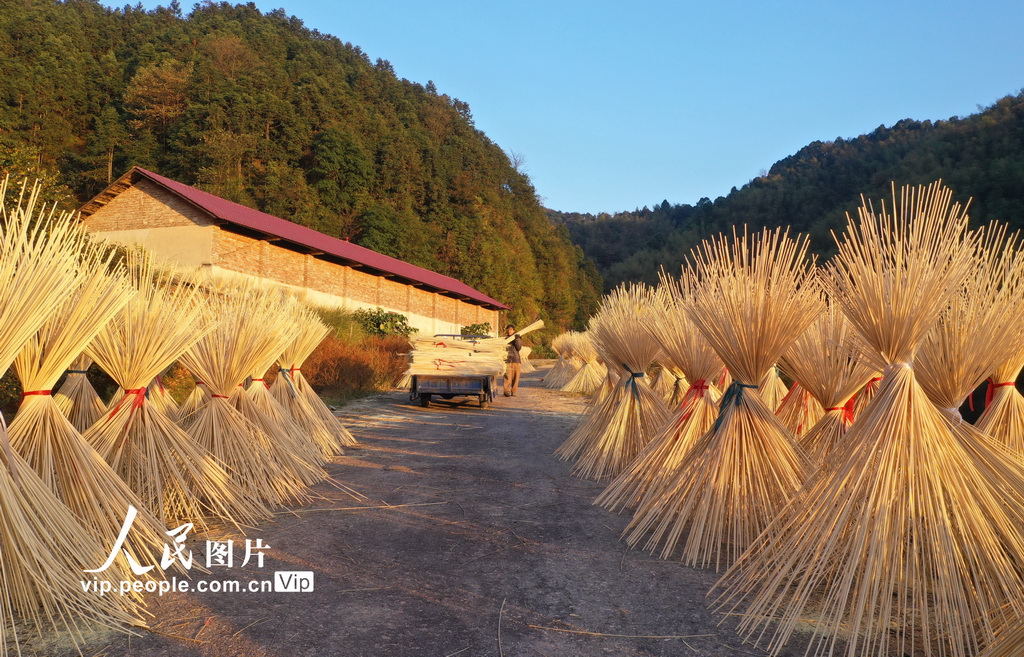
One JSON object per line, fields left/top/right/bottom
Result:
{"left": 302, "top": 334, "right": 410, "bottom": 401}
{"left": 461, "top": 322, "right": 492, "bottom": 336}
{"left": 352, "top": 307, "right": 418, "bottom": 337}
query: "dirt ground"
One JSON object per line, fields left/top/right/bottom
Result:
{"left": 57, "top": 365, "right": 823, "bottom": 657}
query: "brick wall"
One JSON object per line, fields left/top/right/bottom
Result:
{"left": 85, "top": 182, "right": 501, "bottom": 336}
{"left": 85, "top": 179, "right": 216, "bottom": 231}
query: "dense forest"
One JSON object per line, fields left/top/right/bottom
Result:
{"left": 555, "top": 92, "right": 1024, "bottom": 289}
{"left": 0, "top": 0, "right": 600, "bottom": 330}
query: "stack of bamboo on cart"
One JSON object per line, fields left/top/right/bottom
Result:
{"left": 407, "top": 320, "right": 544, "bottom": 377}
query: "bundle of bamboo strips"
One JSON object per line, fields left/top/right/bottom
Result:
{"left": 915, "top": 222, "right": 1024, "bottom": 423}
{"left": 53, "top": 354, "right": 105, "bottom": 433}
{"left": 519, "top": 346, "right": 535, "bottom": 373}
{"left": 851, "top": 373, "right": 882, "bottom": 419}
{"left": 596, "top": 274, "right": 724, "bottom": 512}
{"left": 0, "top": 176, "right": 140, "bottom": 648}
{"left": 649, "top": 364, "right": 688, "bottom": 405}
{"left": 180, "top": 283, "right": 313, "bottom": 506}
{"left": 780, "top": 301, "right": 877, "bottom": 465}
{"left": 976, "top": 349, "right": 1024, "bottom": 455}
{"left": 147, "top": 372, "right": 179, "bottom": 420}
{"left": 757, "top": 365, "right": 788, "bottom": 411}
{"left": 9, "top": 249, "right": 173, "bottom": 586}
{"left": 270, "top": 306, "right": 357, "bottom": 455}
{"left": 772, "top": 382, "right": 822, "bottom": 439}
{"left": 714, "top": 182, "right": 1024, "bottom": 657}
{"left": 232, "top": 298, "right": 325, "bottom": 483}
{"left": 245, "top": 364, "right": 327, "bottom": 471}
{"left": 555, "top": 284, "right": 670, "bottom": 480}
{"left": 561, "top": 332, "right": 607, "bottom": 395}
{"left": 178, "top": 375, "right": 207, "bottom": 420}
{"left": 407, "top": 320, "right": 545, "bottom": 378}
{"left": 544, "top": 332, "right": 581, "bottom": 388}
{"left": 83, "top": 253, "right": 268, "bottom": 527}
{"left": 624, "top": 227, "right": 818, "bottom": 570}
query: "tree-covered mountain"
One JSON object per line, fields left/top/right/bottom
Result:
{"left": 554, "top": 92, "right": 1024, "bottom": 289}
{"left": 0, "top": 0, "right": 600, "bottom": 329}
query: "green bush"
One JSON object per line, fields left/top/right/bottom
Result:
{"left": 352, "top": 307, "right": 418, "bottom": 337}
{"left": 460, "top": 322, "right": 492, "bottom": 336}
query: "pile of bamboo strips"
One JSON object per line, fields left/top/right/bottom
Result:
{"left": 623, "top": 228, "right": 818, "bottom": 569}
{"left": 54, "top": 354, "right": 106, "bottom": 433}
{"left": 976, "top": 349, "right": 1024, "bottom": 454}
{"left": 269, "top": 305, "right": 355, "bottom": 458}
{"left": 0, "top": 176, "right": 141, "bottom": 650}
{"left": 714, "top": 182, "right": 1024, "bottom": 657}
{"left": 544, "top": 332, "right": 581, "bottom": 388}
{"left": 781, "top": 301, "right": 878, "bottom": 465}
{"left": 560, "top": 331, "right": 606, "bottom": 394}
{"left": 772, "top": 381, "right": 822, "bottom": 439}
{"left": 596, "top": 273, "right": 724, "bottom": 512}
{"left": 555, "top": 284, "right": 669, "bottom": 480}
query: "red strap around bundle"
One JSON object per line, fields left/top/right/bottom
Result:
{"left": 824, "top": 398, "right": 856, "bottom": 425}
{"left": 677, "top": 379, "right": 709, "bottom": 424}
{"left": 21, "top": 390, "right": 51, "bottom": 399}
{"left": 107, "top": 387, "right": 147, "bottom": 419}
{"left": 211, "top": 394, "right": 229, "bottom": 399}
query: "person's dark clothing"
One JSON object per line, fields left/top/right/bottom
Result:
{"left": 506, "top": 335, "right": 522, "bottom": 364}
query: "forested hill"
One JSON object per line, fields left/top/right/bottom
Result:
{"left": 0, "top": 0, "right": 600, "bottom": 329}
{"left": 554, "top": 92, "right": 1024, "bottom": 289}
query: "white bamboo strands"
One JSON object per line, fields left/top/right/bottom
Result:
{"left": 519, "top": 346, "right": 535, "bottom": 373}
{"left": 180, "top": 283, "right": 313, "bottom": 507}
{"left": 271, "top": 306, "right": 357, "bottom": 453}
{"left": 561, "top": 332, "right": 607, "bottom": 395}
{"left": 0, "top": 176, "right": 140, "bottom": 650}
{"left": 544, "top": 332, "right": 581, "bottom": 388}
{"left": 780, "top": 302, "right": 878, "bottom": 466}
{"left": 83, "top": 254, "right": 268, "bottom": 527}
{"left": 916, "top": 222, "right": 1024, "bottom": 422}
{"left": 8, "top": 252, "right": 173, "bottom": 587}
{"left": 976, "top": 350, "right": 1024, "bottom": 455}
{"left": 597, "top": 275, "right": 725, "bottom": 512}
{"left": 53, "top": 354, "right": 105, "bottom": 433}
{"left": 555, "top": 284, "right": 670, "bottom": 480}
{"left": 623, "top": 227, "right": 818, "bottom": 570}
{"left": 714, "top": 181, "right": 1024, "bottom": 657}
{"left": 772, "top": 382, "right": 822, "bottom": 439}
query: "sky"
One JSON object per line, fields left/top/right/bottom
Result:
{"left": 123, "top": 0, "right": 1024, "bottom": 213}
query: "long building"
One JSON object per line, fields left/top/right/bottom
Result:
{"left": 79, "top": 167, "right": 507, "bottom": 335}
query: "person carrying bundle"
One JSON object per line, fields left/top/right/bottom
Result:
{"left": 504, "top": 324, "right": 522, "bottom": 397}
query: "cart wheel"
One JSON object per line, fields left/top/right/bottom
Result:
{"left": 419, "top": 394, "right": 431, "bottom": 408}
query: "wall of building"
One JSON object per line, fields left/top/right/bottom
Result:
{"left": 84, "top": 187, "right": 500, "bottom": 337}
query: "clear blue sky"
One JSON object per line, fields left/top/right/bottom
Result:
{"left": 127, "top": 0, "right": 1024, "bottom": 213}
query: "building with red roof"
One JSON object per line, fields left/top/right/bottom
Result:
{"left": 79, "top": 167, "right": 507, "bottom": 335}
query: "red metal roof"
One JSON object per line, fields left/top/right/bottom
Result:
{"left": 83, "top": 167, "right": 508, "bottom": 310}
